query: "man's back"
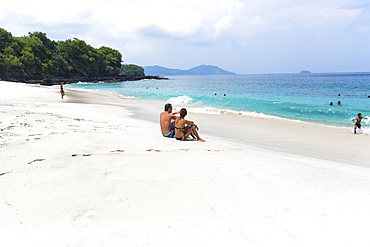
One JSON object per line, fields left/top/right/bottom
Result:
{"left": 160, "top": 111, "right": 174, "bottom": 135}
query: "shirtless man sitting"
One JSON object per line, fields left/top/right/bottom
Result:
{"left": 160, "top": 103, "right": 179, "bottom": 138}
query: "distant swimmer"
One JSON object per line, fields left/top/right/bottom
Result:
{"left": 60, "top": 84, "right": 65, "bottom": 99}
{"left": 351, "top": 113, "right": 368, "bottom": 134}
{"left": 338, "top": 94, "right": 342, "bottom": 96}
{"left": 330, "top": 102, "right": 333, "bottom": 105}
{"left": 337, "top": 101, "right": 341, "bottom": 105}
{"left": 223, "top": 94, "right": 226, "bottom": 96}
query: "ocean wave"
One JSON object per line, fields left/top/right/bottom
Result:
{"left": 178, "top": 106, "right": 358, "bottom": 131}
{"left": 363, "top": 117, "right": 370, "bottom": 125}
{"left": 168, "top": 95, "right": 194, "bottom": 104}
{"left": 180, "top": 106, "right": 279, "bottom": 119}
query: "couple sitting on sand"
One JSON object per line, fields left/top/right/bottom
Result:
{"left": 160, "top": 103, "right": 205, "bottom": 142}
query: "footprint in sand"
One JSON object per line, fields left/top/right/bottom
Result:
{"left": 72, "top": 154, "right": 93, "bottom": 157}
{"left": 25, "top": 137, "right": 41, "bottom": 141}
{"left": 28, "top": 159, "right": 45, "bottom": 164}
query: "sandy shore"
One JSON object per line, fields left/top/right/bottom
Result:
{"left": 122, "top": 98, "right": 370, "bottom": 167}
{"left": 1, "top": 81, "right": 370, "bottom": 247}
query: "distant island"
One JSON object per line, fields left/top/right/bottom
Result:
{"left": 300, "top": 70, "right": 312, "bottom": 74}
{"left": 144, "top": 65, "right": 236, "bottom": 76}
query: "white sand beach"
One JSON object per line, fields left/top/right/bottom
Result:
{"left": 1, "top": 81, "right": 370, "bottom": 247}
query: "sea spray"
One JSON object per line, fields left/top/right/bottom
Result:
{"left": 167, "top": 95, "right": 194, "bottom": 105}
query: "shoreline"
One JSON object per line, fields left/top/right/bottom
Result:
{"left": 1, "top": 81, "right": 370, "bottom": 246}
{"left": 10, "top": 81, "right": 367, "bottom": 166}
{"left": 66, "top": 79, "right": 367, "bottom": 130}
{"left": 91, "top": 93, "right": 369, "bottom": 167}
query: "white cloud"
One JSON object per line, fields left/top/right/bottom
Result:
{"left": 235, "top": 0, "right": 364, "bottom": 35}
{"left": 0, "top": 0, "right": 369, "bottom": 73}
{"left": 0, "top": 0, "right": 245, "bottom": 39}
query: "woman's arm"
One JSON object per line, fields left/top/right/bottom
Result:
{"left": 185, "top": 120, "right": 198, "bottom": 129}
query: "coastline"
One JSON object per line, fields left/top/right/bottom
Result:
{"left": 110, "top": 96, "right": 370, "bottom": 167}
{"left": 67, "top": 73, "right": 370, "bottom": 129}
{"left": 1, "top": 81, "right": 370, "bottom": 246}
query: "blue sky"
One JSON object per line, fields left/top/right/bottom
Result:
{"left": 1, "top": 0, "right": 370, "bottom": 74}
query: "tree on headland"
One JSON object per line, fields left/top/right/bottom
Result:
{"left": 0, "top": 28, "right": 22, "bottom": 78}
{"left": 120, "top": 64, "right": 145, "bottom": 76}
{"left": 0, "top": 30, "right": 70, "bottom": 79}
{"left": 57, "top": 38, "right": 101, "bottom": 77}
{"left": 57, "top": 38, "right": 122, "bottom": 77}
{"left": 97, "top": 46, "right": 123, "bottom": 76}
{"left": 0, "top": 28, "right": 13, "bottom": 51}
{"left": 0, "top": 28, "right": 124, "bottom": 80}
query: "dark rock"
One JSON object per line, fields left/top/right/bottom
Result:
{"left": 4, "top": 75, "right": 168, "bottom": 85}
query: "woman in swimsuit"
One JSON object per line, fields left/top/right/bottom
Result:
{"left": 174, "top": 108, "right": 205, "bottom": 142}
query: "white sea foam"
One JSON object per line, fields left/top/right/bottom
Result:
{"left": 363, "top": 117, "right": 370, "bottom": 125}
{"left": 66, "top": 87, "right": 137, "bottom": 100}
{"left": 182, "top": 106, "right": 279, "bottom": 119}
{"left": 182, "top": 106, "right": 358, "bottom": 133}
{"left": 168, "top": 95, "right": 194, "bottom": 104}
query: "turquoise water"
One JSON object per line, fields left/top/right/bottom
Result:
{"left": 67, "top": 73, "right": 370, "bottom": 127}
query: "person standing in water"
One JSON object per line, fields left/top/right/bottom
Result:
{"left": 352, "top": 113, "right": 368, "bottom": 134}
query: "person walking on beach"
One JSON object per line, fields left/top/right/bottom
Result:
{"left": 174, "top": 108, "right": 205, "bottom": 142}
{"left": 60, "top": 84, "right": 65, "bottom": 99}
{"left": 160, "top": 103, "right": 179, "bottom": 138}
{"left": 352, "top": 113, "right": 368, "bottom": 134}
